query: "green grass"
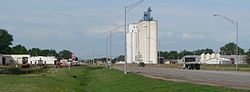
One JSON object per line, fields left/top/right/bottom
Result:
{"left": 0, "top": 66, "right": 249, "bottom": 92}
{"left": 84, "top": 67, "right": 249, "bottom": 92}
{"left": 0, "top": 67, "right": 88, "bottom": 92}
{"left": 201, "top": 64, "right": 250, "bottom": 71}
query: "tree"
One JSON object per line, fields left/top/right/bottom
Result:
{"left": 28, "top": 48, "right": 42, "bottom": 56}
{"left": 193, "top": 48, "right": 214, "bottom": 55}
{"left": 167, "top": 51, "right": 179, "bottom": 59}
{"left": 113, "top": 55, "right": 125, "bottom": 63}
{"left": 29, "top": 48, "right": 58, "bottom": 57}
{"left": 49, "top": 49, "right": 59, "bottom": 58}
{"left": 11, "top": 44, "right": 28, "bottom": 54}
{"left": 179, "top": 50, "right": 193, "bottom": 59}
{"left": 41, "top": 49, "right": 52, "bottom": 56}
{"left": 59, "top": 50, "right": 72, "bottom": 59}
{"left": 158, "top": 51, "right": 168, "bottom": 59}
{"left": 220, "top": 42, "right": 244, "bottom": 55}
{"left": 0, "top": 29, "right": 13, "bottom": 54}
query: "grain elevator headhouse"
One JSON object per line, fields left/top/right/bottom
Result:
{"left": 126, "top": 7, "right": 158, "bottom": 64}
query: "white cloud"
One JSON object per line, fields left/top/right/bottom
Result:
{"left": 181, "top": 32, "right": 206, "bottom": 40}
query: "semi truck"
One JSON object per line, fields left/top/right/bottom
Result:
{"left": 182, "top": 57, "right": 201, "bottom": 70}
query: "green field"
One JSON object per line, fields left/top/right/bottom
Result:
{"left": 201, "top": 64, "right": 250, "bottom": 71}
{"left": 0, "top": 66, "right": 249, "bottom": 92}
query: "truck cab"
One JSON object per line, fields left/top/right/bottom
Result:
{"left": 182, "top": 56, "right": 201, "bottom": 70}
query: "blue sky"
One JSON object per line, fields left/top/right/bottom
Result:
{"left": 0, "top": 0, "right": 250, "bottom": 58}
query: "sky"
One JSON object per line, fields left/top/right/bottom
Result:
{"left": 0, "top": 0, "right": 250, "bottom": 59}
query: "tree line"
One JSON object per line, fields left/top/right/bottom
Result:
{"left": 159, "top": 42, "right": 250, "bottom": 60}
{"left": 0, "top": 29, "right": 73, "bottom": 59}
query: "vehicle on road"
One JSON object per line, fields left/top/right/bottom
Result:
{"left": 182, "top": 57, "right": 201, "bottom": 70}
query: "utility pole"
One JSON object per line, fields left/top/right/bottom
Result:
{"left": 92, "top": 44, "right": 95, "bottom": 67}
{"left": 213, "top": 14, "right": 239, "bottom": 70}
{"left": 124, "top": 6, "right": 127, "bottom": 74}
{"left": 106, "top": 37, "right": 108, "bottom": 68}
{"left": 124, "top": 0, "right": 144, "bottom": 74}
{"left": 110, "top": 31, "right": 112, "bottom": 69}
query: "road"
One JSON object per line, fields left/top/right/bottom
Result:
{"left": 114, "top": 66, "right": 250, "bottom": 90}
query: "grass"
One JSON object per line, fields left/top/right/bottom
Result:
{"left": 84, "top": 67, "right": 249, "bottom": 92}
{"left": 201, "top": 64, "right": 250, "bottom": 71}
{"left": 0, "top": 67, "right": 88, "bottom": 92}
{"left": 0, "top": 67, "right": 49, "bottom": 75}
{"left": 0, "top": 66, "right": 249, "bottom": 92}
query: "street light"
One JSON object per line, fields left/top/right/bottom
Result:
{"left": 213, "top": 14, "right": 239, "bottom": 70}
{"left": 105, "top": 37, "right": 108, "bottom": 68}
{"left": 105, "top": 26, "right": 123, "bottom": 69}
{"left": 124, "top": 0, "right": 144, "bottom": 74}
{"left": 91, "top": 40, "right": 104, "bottom": 67}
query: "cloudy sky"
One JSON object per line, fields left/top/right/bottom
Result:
{"left": 0, "top": 0, "right": 250, "bottom": 58}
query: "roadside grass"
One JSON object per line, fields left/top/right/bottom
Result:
{"left": 201, "top": 64, "right": 250, "bottom": 71}
{"left": 0, "top": 67, "right": 88, "bottom": 92}
{"left": 0, "top": 66, "right": 249, "bottom": 92}
{"left": 84, "top": 67, "right": 249, "bottom": 92}
{"left": 0, "top": 67, "right": 49, "bottom": 75}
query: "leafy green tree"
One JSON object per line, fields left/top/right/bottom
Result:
{"left": 0, "top": 29, "right": 13, "bottom": 54}
{"left": 113, "top": 55, "right": 124, "bottom": 63}
{"left": 158, "top": 51, "right": 168, "bottom": 59}
{"left": 220, "top": 42, "right": 244, "bottom": 55}
{"left": 193, "top": 48, "right": 214, "bottom": 55}
{"left": 59, "top": 50, "right": 72, "bottom": 59}
{"left": 49, "top": 49, "right": 59, "bottom": 58}
{"left": 179, "top": 50, "right": 193, "bottom": 58}
{"left": 28, "top": 48, "right": 42, "bottom": 56}
{"left": 11, "top": 44, "right": 28, "bottom": 54}
{"left": 41, "top": 49, "right": 52, "bottom": 56}
{"left": 167, "top": 51, "right": 179, "bottom": 59}
{"left": 29, "top": 48, "right": 58, "bottom": 57}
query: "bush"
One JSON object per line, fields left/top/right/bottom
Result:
{"left": 0, "top": 68, "right": 22, "bottom": 75}
{"left": 0, "top": 67, "right": 49, "bottom": 75}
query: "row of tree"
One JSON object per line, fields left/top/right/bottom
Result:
{"left": 159, "top": 42, "right": 249, "bottom": 59}
{"left": 159, "top": 48, "right": 214, "bottom": 59}
{"left": 0, "top": 29, "right": 73, "bottom": 59}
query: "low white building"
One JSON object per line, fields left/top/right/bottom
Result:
{"left": 182, "top": 53, "right": 247, "bottom": 65}
{"left": 0, "top": 54, "right": 57, "bottom": 65}
{"left": 29, "top": 56, "right": 57, "bottom": 65}
{"left": 201, "top": 53, "right": 247, "bottom": 64}
{"left": 0, "top": 54, "right": 30, "bottom": 65}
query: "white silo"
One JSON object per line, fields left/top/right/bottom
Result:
{"left": 126, "top": 7, "right": 158, "bottom": 64}
{"left": 126, "top": 24, "right": 138, "bottom": 63}
{"left": 200, "top": 53, "right": 205, "bottom": 63}
{"left": 211, "top": 53, "right": 216, "bottom": 59}
{"left": 205, "top": 53, "right": 211, "bottom": 61}
{"left": 216, "top": 53, "right": 220, "bottom": 59}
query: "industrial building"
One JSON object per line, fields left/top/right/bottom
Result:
{"left": 181, "top": 53, "right": 247, "bottom": 64}
{"left": 0, "top": 54, "right": 30, "bottom": 65}
{"left": 0, "top": 54, "right": 57, "bottom": 65}
{"left": 126, "top": 7, "right": 158, "bottom": 64}
{"left": 29, "top": 56, "right": 57, "bottom": 65}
